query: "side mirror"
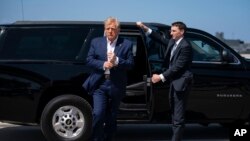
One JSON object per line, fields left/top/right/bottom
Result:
{"left": 222, "top": 49, "right": 234, "bottom": 63}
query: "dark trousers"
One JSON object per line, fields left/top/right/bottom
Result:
{"left": 91, "top": 80, "right": 122, "bottom": 141}
{"left": 169, "top": 84, "right": 189, "bottom": 141}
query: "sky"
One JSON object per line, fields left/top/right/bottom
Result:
{"left": 0, "top": 0, "right": 250, "bottom": 43}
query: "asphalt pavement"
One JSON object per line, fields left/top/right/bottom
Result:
{"left": 0, "top": 122, "right": 229, "bottom": 141}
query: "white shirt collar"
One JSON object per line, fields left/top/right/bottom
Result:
{"left": 107, "top": 36, "right": 118, "bottom": 46}
{"left": 175, "top": 37, "right": 183, "bottom": 45}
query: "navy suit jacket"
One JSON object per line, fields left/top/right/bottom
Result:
{"left": 83, "top": 36, "right": 134, "bottom": 95}
{"left": 150, "top": 31, "right": 193, "bottom": 92}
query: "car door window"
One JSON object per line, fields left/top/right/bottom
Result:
{"left": 189, "top": 38, "right": 221, "bottom": 62}
{"left": 187, "top": 33, "right": 237, "bottom": 64}
{"left": 0, "top": 27, "right": 90, "bottom": 60}
{"left": 145, "top": 30, "right": 168, "bottom": 73}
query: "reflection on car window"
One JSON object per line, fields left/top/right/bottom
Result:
{"left": 145, "top": 31, "right": 167, "bottom": 73}
{"left": 188, "top": 38, "right": 221, "bottom": 62}
{"left": 0, "top": 28, "right": 89, "bottom": 60}
{"left": 187, "top": 32, "right": 239, "bottom": 64}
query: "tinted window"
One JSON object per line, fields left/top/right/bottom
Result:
{"left": 146, "top": 31, "right": 167, "bottom": 73}
{"left": 185, "top": 32, "right": 224, "bottom": 63}
{"left": 188, "top": 38, "right": 221, "bottom": 62}
{"left": 0, "top": 27, "right": 89, "bottom": 60}
{"left": 186, "top": 32, "right": 238, "bottom": 64}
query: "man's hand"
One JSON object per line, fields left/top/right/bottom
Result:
{"left": 151, "top": 74, "right": 161, "bottom": 83}
{"left": 104, "top": 61, "right": 114, "bottom": 69}
{"left": 107, "top": 52, "right": 116, "bottom": 65}
{"left": 136, "top": 21, "right": 149, "bottom": 32}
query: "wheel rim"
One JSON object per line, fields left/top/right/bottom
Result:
{"left": 52, "top": 105, "right": 85, "bottom": 138}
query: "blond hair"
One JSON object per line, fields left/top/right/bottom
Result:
{"left": 104, "top": 17, "right": 120, "bottom": 29}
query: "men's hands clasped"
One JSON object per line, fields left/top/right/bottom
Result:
{"left": 104, "top": 52, "right": 117, "bottom": 69}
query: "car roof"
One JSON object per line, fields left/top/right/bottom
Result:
{"left": 0, "top": 20, "right": 168, "bottom": 28}
{"left": 3, "top": 21, "right": 206, "bottom": 34}
{"left": 0, "top": 20, "right": 217, "bottom": 42}
{"left": 0, "top": 20, "right": 233, "bottom": 55}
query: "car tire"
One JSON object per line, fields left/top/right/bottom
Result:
{"left": 40, "top": 95, "right": 92, "bottom": 141}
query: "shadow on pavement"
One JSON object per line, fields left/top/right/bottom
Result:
{"left": 0, "top": 123, "right": 229, "bottom": 141}
{"left": 115, "top": 123, "right": 229, "bottom": 141}
{"left": 0, "top": 126, "right": 46, "bottom": 141}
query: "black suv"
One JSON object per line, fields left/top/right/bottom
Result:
{"left": 0, "top": 21, "right": 249, "bottom": 141}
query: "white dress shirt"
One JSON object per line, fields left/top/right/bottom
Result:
{"left": 104, "top": 37, "right": 119, "bottom": 74}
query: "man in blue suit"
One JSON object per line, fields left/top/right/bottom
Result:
{"left": 83, "top": 17, "right": 134, "bottom": 141}
{"left": 137, "top": 21, "right": 193, "bottom": 141}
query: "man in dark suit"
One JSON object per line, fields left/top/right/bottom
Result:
{"left": 83, "top": 17, "right": 134, "bottom": 141}
{"left": 137, "top": 21, "right": 193, "bottom": 141}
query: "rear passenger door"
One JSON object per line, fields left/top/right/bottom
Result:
{"left": 140, "top": 25, "right": 171, "bottom": 120}
{"left": 185, "top": 31, "right": 246, "bottom": 120}
{"left": 141, "top": 25, "right": 247, "bottom": 121}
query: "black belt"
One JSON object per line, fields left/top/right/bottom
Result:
{"left": 104, "top": 74, "right": 110, "bottom": 79}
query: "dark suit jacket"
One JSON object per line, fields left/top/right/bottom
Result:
{"left": 150, "top": 31, "right": 193, "bottom": 92}
{"left": 83, "top": 36, "right": 134, "bottom": 95}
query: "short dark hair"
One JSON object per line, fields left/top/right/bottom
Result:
{"left": 172, "top": 21, "right": 187, "bottom": 32}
